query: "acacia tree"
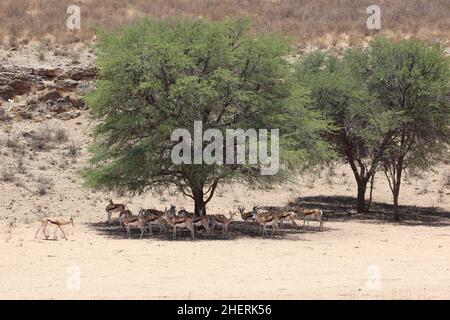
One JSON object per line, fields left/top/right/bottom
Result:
{"left": 296, "top": 39, "right": 450, "bottom": 217}
{"left": 84, "top": 18, "right": 331, "bottom": 214}
{"left": 369, "top": 39, "right": 450, "bottom": 220}
{"left": 295, "top": 50, "right": 393, "bottom": 213}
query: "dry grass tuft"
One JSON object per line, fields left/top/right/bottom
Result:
{"left": 36, "top": 175, "right": 52, "bottom": 195}
{"left": 1, "top": 168, "right": 15, "bottom": 182}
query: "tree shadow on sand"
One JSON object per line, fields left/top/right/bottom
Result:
{"left": 87, "top": 219, "right": 325, "bottom": 241}
{"left": 279, "top": 195, "right": 450, "bottom": 227}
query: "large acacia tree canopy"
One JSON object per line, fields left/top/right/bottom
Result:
{"left": 84, "top": 18, "right": 331, "bottom": 209}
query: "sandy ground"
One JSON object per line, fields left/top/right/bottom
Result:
{"left": 1, "top": 219, "right": 450, "bottom": 299}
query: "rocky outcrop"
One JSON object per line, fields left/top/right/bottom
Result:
{"left": 33, "top": 67, "right": 64, "bottom": 79}
{"left": 0, "top": 65, "right": 96, "bottom": 100}
{"left": 0, "top": 65, "right": 95, "bottom": 122}
{"left": 66, "top": 67, "right": 97, "bottom": 81}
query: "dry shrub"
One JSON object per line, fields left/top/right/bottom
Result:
{"left": 418, "top": 179, "right": 430, "bottom": 195}
{"left": 1, "top": 168, "right": 15, "bottom": 182}
{"left": 443, "top": 171, "right": 450, "bottom": 187}
{"left": 0, "top": 0, "right": 448, "bottom": 48}
{"left": 37, "top": 51, "right": 45, "bottom": 61}
{"left": 6, "top": 135, "right": 21, "bottom": 151}
{"left": 16, "top": 157, "right": 27, "bottom": 174}
{"left": 66, "top": 140, "right": 80, "bottom": 157}
{"left": 325, "top": 167, "right": 336, "bottom": 185}
{"left": 53, "top": 127, "right": 69, "bottom": 143}
{"left": 36, "top": 176, "right": 52, "bottom": 195}
{"left": 29, "top": 126, "right": 69, "bottom": 150}
{"left": 29, "top": 127, "right": 52, "bottom": 151}
{"left": 306, "top": 177, "right": 315, "bottom": 189}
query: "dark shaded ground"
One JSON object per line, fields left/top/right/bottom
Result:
{"left": 88, "top": 195, "right": 450, "bottom": 240}
{"left": 276, "top": 195, "right": 450, "bottom": 227}
{"left": 88, "top": 219, "right": 323, "bottom": 241}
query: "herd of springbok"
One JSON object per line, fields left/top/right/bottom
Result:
{"left": 33, "top": 200, "right": 323, "bottom": 241}
{"left": 105, "top": 200, "right": 324, "bottom": 240}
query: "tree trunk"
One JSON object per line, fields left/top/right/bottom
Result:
{"left": 192, "top": 187, "right": 206, "bottom": 215}
{"left": 356, "top": 179, "right": 367, "bottom": 213}
{"left": 393, "top": 184, "right": 401, "bottom": 221}
{"left": 366, "top": 173, "right": 375, "bottom": 213}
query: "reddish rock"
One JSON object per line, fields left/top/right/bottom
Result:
{"left": 53, "top": 79, "right": 79, "bottom": 92}
{"left": 8, "top": 78, "right": 32, "bottom": 96}
{"left": 67, "top": 67, "right": 97, "bottom": 81}
{"left": 33, "top": 68, "right": 64, "bottom": 79}
{"left": 70, "top": 96, "right": 85, "bottom": 109}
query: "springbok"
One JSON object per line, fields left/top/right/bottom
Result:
{"left": 238, "top": 205, "right": 258, "bottom": 222}
{"left": 193, "top": 208, "right": 212, "bottom": 235}
{"left": 254, "top": 211, "right": 279, "bottom": 237}
{"left": 105, "top": 199, "right": 125, "bottom": 223}
{"left": 164, "top": 209, "right": 195, "bottom": 240}
{"left": 295, "top": 206, "right": 323, "bottom": 230}
{"left": 35, "top": 216, "right": 74, "bottom": 240}
{"left": 210, "top": 211, "right": 236, "bottom": 238}
{"left": 177, "top": 208, "right": 211, "bottom": 235}
{"left": 138, "top": 208, "right": 167, "bottom": 235}
{"left": 275, "top": 210, "right": 298, "bottom": 230}
{"left": 120, "top": 210, "right": 146, "bottom": 239}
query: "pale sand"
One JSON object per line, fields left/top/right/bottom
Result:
{"left": 1, "top": 218, "right": 449, "bottom": 299}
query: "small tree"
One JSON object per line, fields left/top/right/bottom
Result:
{"left": 369, "top": 39, "right": 450, "bottom": 220}
{"left": 85, "top": 18, "right": 331, "bottom": 214}
{"left": 295, "top": 50, "right": 393, "bottom": 213}
{"left": 297, "top": 39, "right": 450, "bottom": 218}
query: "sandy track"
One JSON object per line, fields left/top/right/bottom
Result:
{"left": 1, "top": 220, "right": 449, "bottom": 300}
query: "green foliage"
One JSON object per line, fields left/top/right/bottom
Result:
{"left": 368, "top": 38, "right": 450, "bottom": 171}
{"left": 367, "top": 38, "right": 450, "bottom": 217}
{"left": 296, "top": 37, "right": 450, "bottom": 215}
{"left": 84, "top": 17, "right": 331, "bottom": 210}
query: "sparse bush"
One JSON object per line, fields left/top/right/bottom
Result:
{"left": 29, "top": 127, "right": 52, "bottom": 151}
{"left": 306, "top": 177, "right": 315, "bottom": 189}
{"left": 443, "top": 171, "right": 450, "bottom": 187}
{"left": 69, "top": 51, "right": 81, "bottom": 61}
{"left": 58, "top": 160, "right": 68, "bottom": 169}
{"left": 16, "top": 157, "right": 27, "bottom": 174}
{"left": 14, "top": 180, "right": 26, "bottom": 189}
{"left": 8, "top": 34, "right": 17, "bottom": 49}
{"left": 53, "top": 128, "right": 69, "bottom": 143}
{"left": 37, "top": 51, "right": 45, "bottom": 61}
{"left": 418, "top": 180, "right": 430, "bottom": 195}
{"left": 1, "top": 168, "right": 15, "bottom": 182}
{"left": 54, "top": 48, "right": 68, "bottom": 57}
{"left": 36, "top": 176, "right": 51, "bottom": 195}
{"left": 66, "top": 140, "right": 80, "bottom": 157}
{"left": 325, "top": 167, "right": 335, "bottom": 185}
{"left": 6, "top": 135, "right": 21, "bottom": 152}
